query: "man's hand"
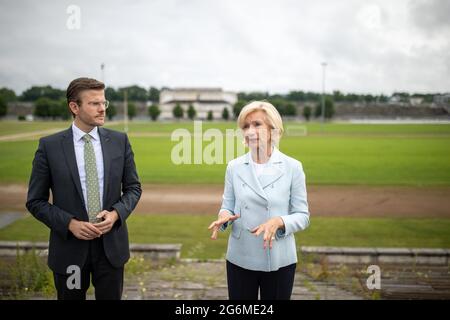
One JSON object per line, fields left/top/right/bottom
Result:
{"left": 93, "top": 210, "right": 119, "bottom": 234}
{"left": 208, "top": 210, "right": 240, "bottom": 240}
{"left": 68, "top": 219, "right": 102, "bottom": 240}
{"left": 251, "top": 217, "right": 285, "bottom": 249}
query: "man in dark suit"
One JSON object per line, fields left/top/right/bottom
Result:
{"left": 26, "top": 77, "right": 142, "bottom": 300}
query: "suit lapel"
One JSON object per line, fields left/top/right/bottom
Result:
{"left": 61, "top": 127, "right": 85, "bottom": 207}
{"left": 258, "top": 149, "right": 284, "bottom": 189}
{"left": 98, "top": 127, "right": 111, "bottom": 207}
{"left": 237, "top": 149, "right": 286, "bottom": 199}
{"left": 258, "top": 164, "right": 284, "bottom": 189}
{"left": 237, "top": 153, "right": 268, "bottom": 201}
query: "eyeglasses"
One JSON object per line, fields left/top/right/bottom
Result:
{"left": 86, "top": 100, "right": 109, "bottom": 109}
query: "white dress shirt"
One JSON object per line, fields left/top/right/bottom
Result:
{"left": 72, "top": 123, "right": 104, "bottom": 212}
{"left": 250, "top": 154, "right": 278, "bottom": 180}
{"left": 250, "top": 157, "right": 269, "bottom": 178}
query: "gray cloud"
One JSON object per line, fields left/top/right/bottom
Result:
{"left": 0, "top": 0, "right": 448, "bottom": 95}
{"left": 409, "top": 0, "right": 450, "bottom": 35}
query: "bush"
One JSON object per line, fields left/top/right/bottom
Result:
{"left": 315, "top": 97, "right": 335, "bottom": 119}
{"left": 222, "top": 107, "right": 229, "bottom": 120}
{"left": 303, "top": 105, "right": 312, "bottom": 121}
{"left": 173, "top": 104, "right": 184, "bottom": 119}
{"left": 34, "top": 97, "right": 69, "bottom": 120}
{"left": 187, "top": 104, "right": 196, "bottom": 120}
{"left": 233, "top": 100, "right": 247, "bottom": 119}
{"left": 0, "top": 96, "right": 8, "bottom": 118}
{"left": 148, "top": 104, "right": 161, "bottom": 121}
{"left": 2, "top": 248, "right": 55, "bottom": 299}
{"left": 107, "top": 103, "right": 117, "bottom": 120}
{"left": 285, "top": 103, "right": 297, "bottom": 116}
{"left": 128, "top": 102, "right": 137, "bottom": 120}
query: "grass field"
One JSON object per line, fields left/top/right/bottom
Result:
{"left": 1, "top": 215, "right": 449, "bottom": 258}
{"left": 1, "top": 121, "right": 449, "bottom": 185}
{"left": 3, "top": 120, "right": 450, "bottom": 135}
{"left": 0, "top": 121, "right": 70, "bottom": 136}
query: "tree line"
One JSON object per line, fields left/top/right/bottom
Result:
{"left": 0, "top": 85, "right": 442, "bottom": 120}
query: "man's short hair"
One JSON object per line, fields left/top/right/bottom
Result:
{"left": 66, "top": 77, "right": 105, "bottom": 117}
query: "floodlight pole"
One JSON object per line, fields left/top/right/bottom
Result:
{"left": 321, "top": 62, "right": 327, "bottom": 130}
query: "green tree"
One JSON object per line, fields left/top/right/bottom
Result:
{"left": 287, "top": 90, "right": 306, "bottom": 102}
{"left": 148, "top": 104, "right": 161, "bottom": 121}
{"left": 315, "top": 97, "right": 335, "bottom": 119}
{"left": 173, "top": 103, "right": 184, "bottom": 119}
{"left": 0, "top": 96, "right": 7, "bottom": 118}
{"left": 127, "top": 102, "right": 137, "bottom": 120}
{"left": 148, "top": 87, "right": 160, "bottom": 103}
{"left": 187, "top": 104, "right": 196, "bottom": 120}
{"left": 233, "top": 100, "right": 247, "bottom": 119}
{"left": 332, "top": 90, "right": 345, "bottom": 102}
{"left": 392, "top": 92, "right": 410, "bottom": 103}
{"left": 222, "top": 107, "right": 229, "bottom": 120}
{"left": 33, "top": 97, "right": 66, "bottom": 119}
{"left": 238, "top": 92, "right": 269, "bottom": 101}
{"left": 48, "top": 100, "right": 60, "bottom": 120}
{"left": 106, "top": 102, "right": 117, "bottom": 120}
{"left": 285, "top": 103, "right": 297, "bottom": 116}
{"left": 58, "top": 99, "right": 70, "bottom": 120}
{"left": 268, "top": 98, "right": 286, "bottom": 115}
{"left": 0, "top": 88, "right": 17, "bottom": 103}
{"left": 21, "top": 86, "right": 65, "bottom": 101}
{"left": 34, "top": 97, "right": 52, "bottom": 118}
{"left": 207, "top": 110, "right": 213, "bottom": 121}
{"left": 303, "top": 105, "right": 311, "bottom": 121}
{"left": 105, "top": 87, "right": 120, "bottom": 101}
{"left": 118, "top": 85, "right": 148, "bottom": 101}
{"left": 314, "top": 102, "right": 321, "bottom": 118}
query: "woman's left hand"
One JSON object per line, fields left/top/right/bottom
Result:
{"left": 251, "top": 217, "right": 285, "bottom": 249}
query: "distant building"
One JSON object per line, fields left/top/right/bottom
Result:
{"left": 388, "top": 95, "right": 402, "bottom": 105}
{"left": 434, "top": 94, "right": 450, "bottom": 106}
{"left": 409, "top": 97, "right": 424, "bottom": 106}
{"left": 159, "top": 88, "right": 237, "bottom": 119}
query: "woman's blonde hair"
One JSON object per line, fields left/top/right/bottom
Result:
{"left": 237, "top": 101, "right": 284, "bottom": 144}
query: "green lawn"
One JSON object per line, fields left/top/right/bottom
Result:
{"left": 105, "top": 121, "right": 450, "bottom": 137}
{"left": 2, "top": 120, "right": 450, "bottom": 136}
{"left": 1, "top": 121, "right": 450, "bottom": 185}
{"left": 0, "top": 121, "right": 71, "bottom": 136}
{"left": 1, "top": 215, "right": 449, "bottom": 259}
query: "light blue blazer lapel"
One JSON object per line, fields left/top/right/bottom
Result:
{"left": 258, "top": 148, "right": 285, "bottom": 189}
{"left": 236, "top": 152, "right": 268, "bottom": 201}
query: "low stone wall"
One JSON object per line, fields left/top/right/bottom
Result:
{"left": 300, "top": 246, "right": 450, "bottom": 265}
{"left": 0, "top": 241, "right": 182, "bottom": 260}
{"left": 2, "top": 242, "right": 448, "bottom": 265}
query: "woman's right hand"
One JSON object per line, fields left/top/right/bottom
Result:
{"left": 208, "top": 210, "right": 240, "bottom": 240}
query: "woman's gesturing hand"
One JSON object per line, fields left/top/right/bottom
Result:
{"left": 208, "top": 210, "right": 240, "bottom": 240}
{"left": 251, "top": 217, "right": 285, "bottom": 249}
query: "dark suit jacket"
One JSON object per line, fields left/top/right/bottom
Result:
{"left": 26, "top": 126, "right": 142, "bottom": 274}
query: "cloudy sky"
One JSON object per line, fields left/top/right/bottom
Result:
{"left": 0, "top": 0, "right": 449, "bottom": 95}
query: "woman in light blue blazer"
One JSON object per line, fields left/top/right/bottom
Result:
{"left": 208, "top": 101, "right": 310, "bottom": 300}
